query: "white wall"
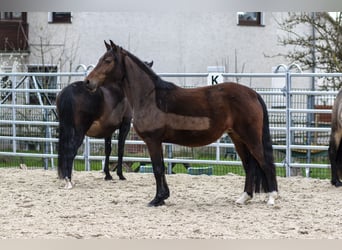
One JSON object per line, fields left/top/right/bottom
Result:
{"left": 26, "top": 12, "right": 308, "bottom": 88}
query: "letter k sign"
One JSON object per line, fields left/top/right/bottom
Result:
{"left": 207, "top": 73, "right": 223, "bottom": 85}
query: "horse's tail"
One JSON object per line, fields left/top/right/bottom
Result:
{"left": 334, "top": 136, "right": 342, "bottom": 179}
{"left": 335, "top": 100, "right": 342, "bottom": 171}
{"left": 336, "top": 142, "right": 342, "bottom": 165}
{"left": 255, "top": 94, "right": 278, "bottom": 193}
{"left": 56, "top": 87, "right": 75, "bottom": 179}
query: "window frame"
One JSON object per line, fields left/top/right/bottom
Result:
{"left": 0, "top": 12, "right": 27, "bottom": 22}
{"left": 48, "top": 12, "right": 72, "bottom": 24}
{"left": 0, "top": 12, "right": 28, "bottom": 52}
{"left": 237, "top": 12, "right": 264, "bottom": 27}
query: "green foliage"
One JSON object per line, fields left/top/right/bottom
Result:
{"left": 277, "top": 12, "right": 342, "bottom": 90}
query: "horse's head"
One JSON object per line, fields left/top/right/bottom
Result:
{"left": 85, "top": 40, "right": 126, "bottom": 91}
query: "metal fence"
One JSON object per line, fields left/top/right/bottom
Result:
{"left": 1, "top": 66, "right": 341, "bottom": 179}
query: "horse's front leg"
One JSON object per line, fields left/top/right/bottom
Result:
{"left": 146, "top": 141, "right": 170, "bottom": 206}
{"left": 103, "top": 137, "right": 113, "bottom": 180}
{"left": 116, "top": 117, "right": 131, "bottom": 180}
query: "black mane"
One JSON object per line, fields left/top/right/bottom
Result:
{"left": 123, "top": 48, "right": 177, "bottom": 90}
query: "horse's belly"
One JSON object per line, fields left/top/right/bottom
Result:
{"left": 86, "top": 121, "right": 116, "bottom": 138}
{"left": 165, "top": 130, "right": 223, "bottom": 147}
{"left": 86, "top": 124, "right": 104, "bottom": 137}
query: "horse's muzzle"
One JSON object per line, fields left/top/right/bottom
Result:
{"left": 84, "top": 79, "right": 97, "bottom": 92}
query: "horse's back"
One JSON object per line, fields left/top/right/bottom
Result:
{"left": 156, "top": 81, "right": 259, "bottom": 117}
{"left": 57, "top": 81, "right": 103, "bottom": 130}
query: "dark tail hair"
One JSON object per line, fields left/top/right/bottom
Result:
{"left": 254, "top": 94, "right": 278, "bottom": 193}
{"left": 336, "top": 141, "right": 342, "bottom": 165}
{"left": 335, "top": 141, "right": 342, "bottom": 178}
{"left": 56, "top": 87, "right": 76, "bottom": 179}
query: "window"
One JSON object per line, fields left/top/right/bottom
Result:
{"left": 0, "top": 12, "right": 26, "bottom": 21}
{"left": 237, "top": 12, "right": 264, "bottom": 26}
{"left": 48, "top": 12, "right": 71, "bottom": 23}
{"left": 0, "top": 12, "right": 28, "bottom": 51}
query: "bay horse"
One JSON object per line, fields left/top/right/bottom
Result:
{"left": 329, "top": 88, "right": 342, "bottom": 187}
{"left": 85, "top": 40, "right": 278, "bottom": 206}
{"left": 56, "top": 80, "right": 132, "bottom": 189}
{"left": 57, "top": 51, "right": 153, "bottom": 189}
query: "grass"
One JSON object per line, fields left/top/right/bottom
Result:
{"left": 0, "top": 149, "right": 332, "bottom": 180}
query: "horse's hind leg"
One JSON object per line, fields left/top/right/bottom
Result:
{"left": 329, "top": 137, "right": 342, "bottom": 187}
{"left": 235, "top": 157, "right": 255, "bottom": 205}
{"left": 231, "top": 140, "right": 254, "bottom": 204}
{"left": 66, "top": 133, "right": 85, "bottom": 188}
{"left": 103, "top": 136, "right": 113, "bottom": 180}
{"left": 115, "top": 117, "right": 131, "bottom": 180}
{"left": 59, "top": 131, "right": 84, "bottom": 189}
{"left": 233, "top": 130, "right": 278, "bottom": 205}
{"left": 248, "top": 145, "right": 278, "bottom": 205}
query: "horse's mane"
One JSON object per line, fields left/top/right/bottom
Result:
{"left": 122, "top": 48, "right": 177, "bottom": 90}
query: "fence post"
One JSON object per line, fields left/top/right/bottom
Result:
{"left": 84, "top": 136, "right": 90, "bottom": 171}
{"left": 32, "top": 75, "right": 49, "bottom": 169}
{"left": 287, "top": 64, "right": 303, "bottom": 177}
{"left": 274, "top": 65, "right": 291, "bottom": 176}
{"left": 11, "top": 74, "right": 17, "bottom": 155}
{"left": 275, "top": 64, "right": 302, "bottom": 177}
{"left": 166, "top": 144, "right": 173, "bottom": 174}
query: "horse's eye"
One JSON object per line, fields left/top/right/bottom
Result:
{"left": 104, "top": 58, "right": 112, "bottom": 64}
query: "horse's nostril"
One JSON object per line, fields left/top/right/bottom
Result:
{"left": 84, "top": 79, "right": 93, "bottom": 89}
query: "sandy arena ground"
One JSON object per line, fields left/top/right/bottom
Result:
{"left": 0, "top": 168, "right": 342, "bottom": 239}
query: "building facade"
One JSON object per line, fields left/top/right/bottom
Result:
{"left": 0, "top": 12, "right": 310, "bottom": 88}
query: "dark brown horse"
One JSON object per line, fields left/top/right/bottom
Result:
{"left": 56, "top": 80, "right": 132, "bottom": 189}
{"left": 329, "top": 89, "right": 342, "bottom": 187}
{"left": 85, "top": 40, "right": 278, "bottom": 206}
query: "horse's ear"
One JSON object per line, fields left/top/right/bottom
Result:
{"left": 147, "top": 61, "right": 153, "bottom": 68}
{"left": 104, "top": 40, "right": 111, "bottom": 51}
{"left": 109, "top": 40, "right": 118, "bottom": 52}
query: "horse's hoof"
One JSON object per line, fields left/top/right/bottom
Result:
{"left": 267, "top": 191, "right": 278, "bottom": 206}
{"left": 148, "top": 198, "right": 166, "bottom": 207}
{"left": 118, "top": 175, "right": 126, "bottom": 181}
{"left": 332, "top": 180, "right": 342, "bottom": 187}
{"left": 235, "top": 192, "right": 252, "bottom": 205}
{"left": 104, "top": 175, "right": 113, "bottom": 181}
{"left": 64, "top": 180, "right": 73, "bottom": 189}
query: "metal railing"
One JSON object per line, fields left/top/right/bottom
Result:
{"left": 1, "top": 66, "right": 341, "bottom": 177}
{"left": 222, "top": 67, "right": 341, "bottom": 177}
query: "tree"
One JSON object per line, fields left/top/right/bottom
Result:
{"left": 277, "top": 12, "right": 342, "bottom": 90}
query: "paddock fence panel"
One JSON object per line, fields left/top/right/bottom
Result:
{"left": 1, "top": 68, "right": 341, "bottom": 179}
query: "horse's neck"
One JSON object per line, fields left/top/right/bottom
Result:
{"left": 102, "top": 82, "right": 123, "bottom": 96}
{"left": 123, "top": 57, "right": 156, "bottom": 111}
